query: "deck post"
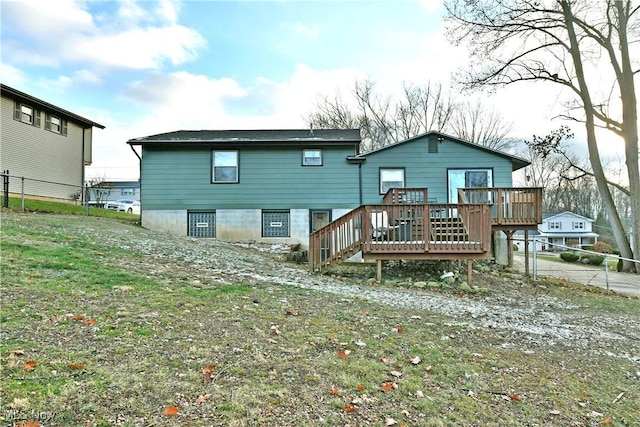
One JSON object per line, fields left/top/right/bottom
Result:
{"left": 467, "top": 260, "right": 472, "bottom": 285}
{"left": 524, "top": 230, "right": 530, "bottom": 276}
{"left": 377, "top": 259, "right": 382, "bottom": 282}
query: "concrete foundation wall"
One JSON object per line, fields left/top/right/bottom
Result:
{"left": 142, "top": 208, "right": 354, "bottom": 248}
{"left": 142, "top": 210, "right": 187, "bottom": 235}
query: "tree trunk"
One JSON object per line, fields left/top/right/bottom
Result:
{"left": 561, "top": 1, "right": 636, "bottom": 271}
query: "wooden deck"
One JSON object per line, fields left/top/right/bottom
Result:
{"left": 309, "top": 187, "right": 543, "bottom": 282}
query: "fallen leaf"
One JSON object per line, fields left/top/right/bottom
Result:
{"left": 410, "top": 315, "right": 422, "bottom": 320}
{"left": 270, "top": 325, "right": 281, "bottom": 335}
{"left": 389, "top": 370, "right": 403, "bottom": 378}
{"left": 68, "top": 363, "right": 85, "bottom": 370}
{"left": 72, "top": 315, "right": 84, "bottom": 321}
{"left": 509, "top": 394, "right": 522, "bottom": 401}
{"left": 603, "top": 418, "right": 613, "bottom": 425}
{"left": 329, "top": 387, "right": 340, "bottom": 396}
{"left": 416, "top": 390, "right": 424, "bottom": 398}
{"left": 336, "top": 350, "right": 349, "bottom": 359}
{"left": 344, "top": 405, "right": 356, "bottom": 413}
{"left": 285, "top": 310, "right": 298, "bottom": 316}
{"left": 380, "top": 382, "right": 396, "bottom": 392}
{"left": 381, "top": 355, "right": 389, "bottom": 364}
{"left": 84, "top": 318, "right": 97, "bottom": 326}
{"left": 9, "top": 349, "right": 25, "bottom": 356}
{"left": 23, "top": 360, "right": 36, "bottom": 371}
{"left": 395, "top": 326, "right": 405, "bottom": 333}
{"left": 16, "top": 421, "right": 40, "bottom": 427}
{"left": 195, "top": 394, "right": 211, "bottom": 405}
{"left": 201, "top": 364, "right": 216, "bottom": 383}
{"left": 411, "top": 356, "right": 421, "bottom": 365}
{"left": 163, "top": 406, "right": 179, "bottom": 416}
{"left": 356, "top": 384, "right": 365, "bottom": 391}
{"left": 385, "top": 417, "right": 397, "bottom": 426}
{"left": 423, "top": 365, "right": 432, "bottom": 376}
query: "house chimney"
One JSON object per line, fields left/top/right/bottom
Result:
{"left": 309, "top": 122, "right": 314, "bottom": 136}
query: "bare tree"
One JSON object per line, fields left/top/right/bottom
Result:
{"left": 450, "top": 100, "right": 516, "bottom": 151}
{"left": 445, "top": 0, "right": 639, "bottom": 271}
{"left": 308, "top": 78, "right": 514, "bottom": 152}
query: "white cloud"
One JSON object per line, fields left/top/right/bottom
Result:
{"left": 1, "top": 0, "right": 205, "bottom": 71}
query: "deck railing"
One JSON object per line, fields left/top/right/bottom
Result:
{"left": 382, "top": 188, "right": 429, "bottom": 205}
{"left": 309, "top": 202, "right": 492, "bottom": 271}
{"left": 459, "top": 187, "right": 543, "bottom": 228}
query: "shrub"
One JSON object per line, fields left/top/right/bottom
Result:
{"left": 560, "top": 252, "right": 580, "bottom": 263}
{"left": 582, "top": 255, "right": 605, "bottom": 266}
{"left": 593, "top": 241, "right": 612, "bottom": 254}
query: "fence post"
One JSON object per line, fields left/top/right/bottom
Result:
{"left": 84, "top": 184, "right": 90, "bottom": 216}
{"left": 20, "top": 177, "right": 25, "bottom": 211}
{"left": 2, "top": 170, "right": 8, "bottom": 208}
{"left": 605, "top": 254, "right": 610, "bottom": 294}
{"left": 532, "top": 236, "right": 537, "bottom": 281}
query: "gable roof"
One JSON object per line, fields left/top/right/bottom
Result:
{"left": 357, "top": 131, "right": 530, "bottom": 171}
{"left": 1, "top": 83, "right": 105, "bottom": 129}
{"left": 543, "top": 211, "right": 595, "bottom": 222}
{"left": 127, "top": 129, "right": 361, "bottom": 147}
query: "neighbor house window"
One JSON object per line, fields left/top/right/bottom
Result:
{"left": 14, "top": 102, "right": 41, "bottom": 127}
{"left": 45, "top": 114, "right": 68, "bottom": 135}
{"left": 573, "top": 221, "right": 585, "bottom": 230}
{"left": 380, "top": 168, "right": 405, "bottom": 194}
{"left": 120, "top": 188, "right": 136, "bottom": 196}
{"left": 303, "top": 149, "right": 322, "bottom": 166}
{"left": 549, "top": 222, "right": 561, "bottom": 230}
{"left": 212, "top": 150, "right": 238, "bottom": 183}
{"left": 262, "top": 210, "right": 290, "bottom": 237}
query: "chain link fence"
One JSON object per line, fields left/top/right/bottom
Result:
{"left": 515, "top": 237, "right": 640, "bottom": 297}
{"left": 1, "top": 171, "right": 115, "bottom": 214}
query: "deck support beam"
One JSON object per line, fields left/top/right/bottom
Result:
{"left": 467, "top": 260, "right": 472, "bottom": 285}
{"left": 377, "top": 259, "right": 382, "bottom": 282}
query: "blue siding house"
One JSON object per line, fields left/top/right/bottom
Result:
{"left": 127, "top": 129, "right": 533, "bottom": 250}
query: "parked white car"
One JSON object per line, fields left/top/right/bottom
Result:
{"left": 116, "top": 200, "right": 140, "bottom": 214}
{"left": 105, "top": 199, "right": 124, "bottom": 210}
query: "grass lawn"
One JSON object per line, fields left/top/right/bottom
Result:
{"left": 2, "top": 209, "right": 639, "bottom": 426}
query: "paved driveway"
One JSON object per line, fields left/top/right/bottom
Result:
{"left": 514, "top": 254, "right": 640, "bottom": 298}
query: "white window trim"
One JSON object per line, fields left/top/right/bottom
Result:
{"left": 380, "top": 168, "right": 405, "bottom": 194}
{"left": 212, "top": 150, "right": 239, "bottom": 183}
{"left": 302, "top": 149, "right": 323, "bottom": 166}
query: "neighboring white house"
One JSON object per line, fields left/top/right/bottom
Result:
{"left": 514, "top": 211, "right": 599, "bottom": 252}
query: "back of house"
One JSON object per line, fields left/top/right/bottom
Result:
{"left": 128, "top": 129, "right": 531, "bottom": 250}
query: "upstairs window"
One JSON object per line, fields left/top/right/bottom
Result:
{"left": 549, "top": 222, "right": 561, "bottom": 230}
{"left": 302, "top": 149, "right": 322, "bottom": 166}
{"left": 212, "top": 150, "right": 238, "bottom": 183}
{"left": 14, "top": 102, "right": 41, "bottom": 127}
{"left": 45, "top": 114, "right": 68, "bottom": 135}
{"left": 573, "top": 221, "right": 585, "bottom": 230}
{"left": 380, "top": 168, "right": 405, "bottom": 194}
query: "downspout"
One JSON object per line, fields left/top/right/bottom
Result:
{"left": 358, "top": 163, "right": 363, "bottom": 205}
{"left": 81, "top": 128, "right": 86, "bottom": 203}
{"left": 130, "top": 144, "right": 142, "bottom": 224}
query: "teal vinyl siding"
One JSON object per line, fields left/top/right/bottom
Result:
{"left": 360, "top": 135, "right": 515, "bottom": 204}
{"left": 141, "top": 146, "right": 360, "bottom": 210}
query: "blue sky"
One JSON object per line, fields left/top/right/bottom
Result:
{"left": 1, "top": 0, "right": 624, "bottom": 180}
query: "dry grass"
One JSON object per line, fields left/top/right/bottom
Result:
{"left": 1, "top": 212, "right": 639, "bottom": 426}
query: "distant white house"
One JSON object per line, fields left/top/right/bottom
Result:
{"left": 514, "top": 211, "right": 599, "bottom": 252}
